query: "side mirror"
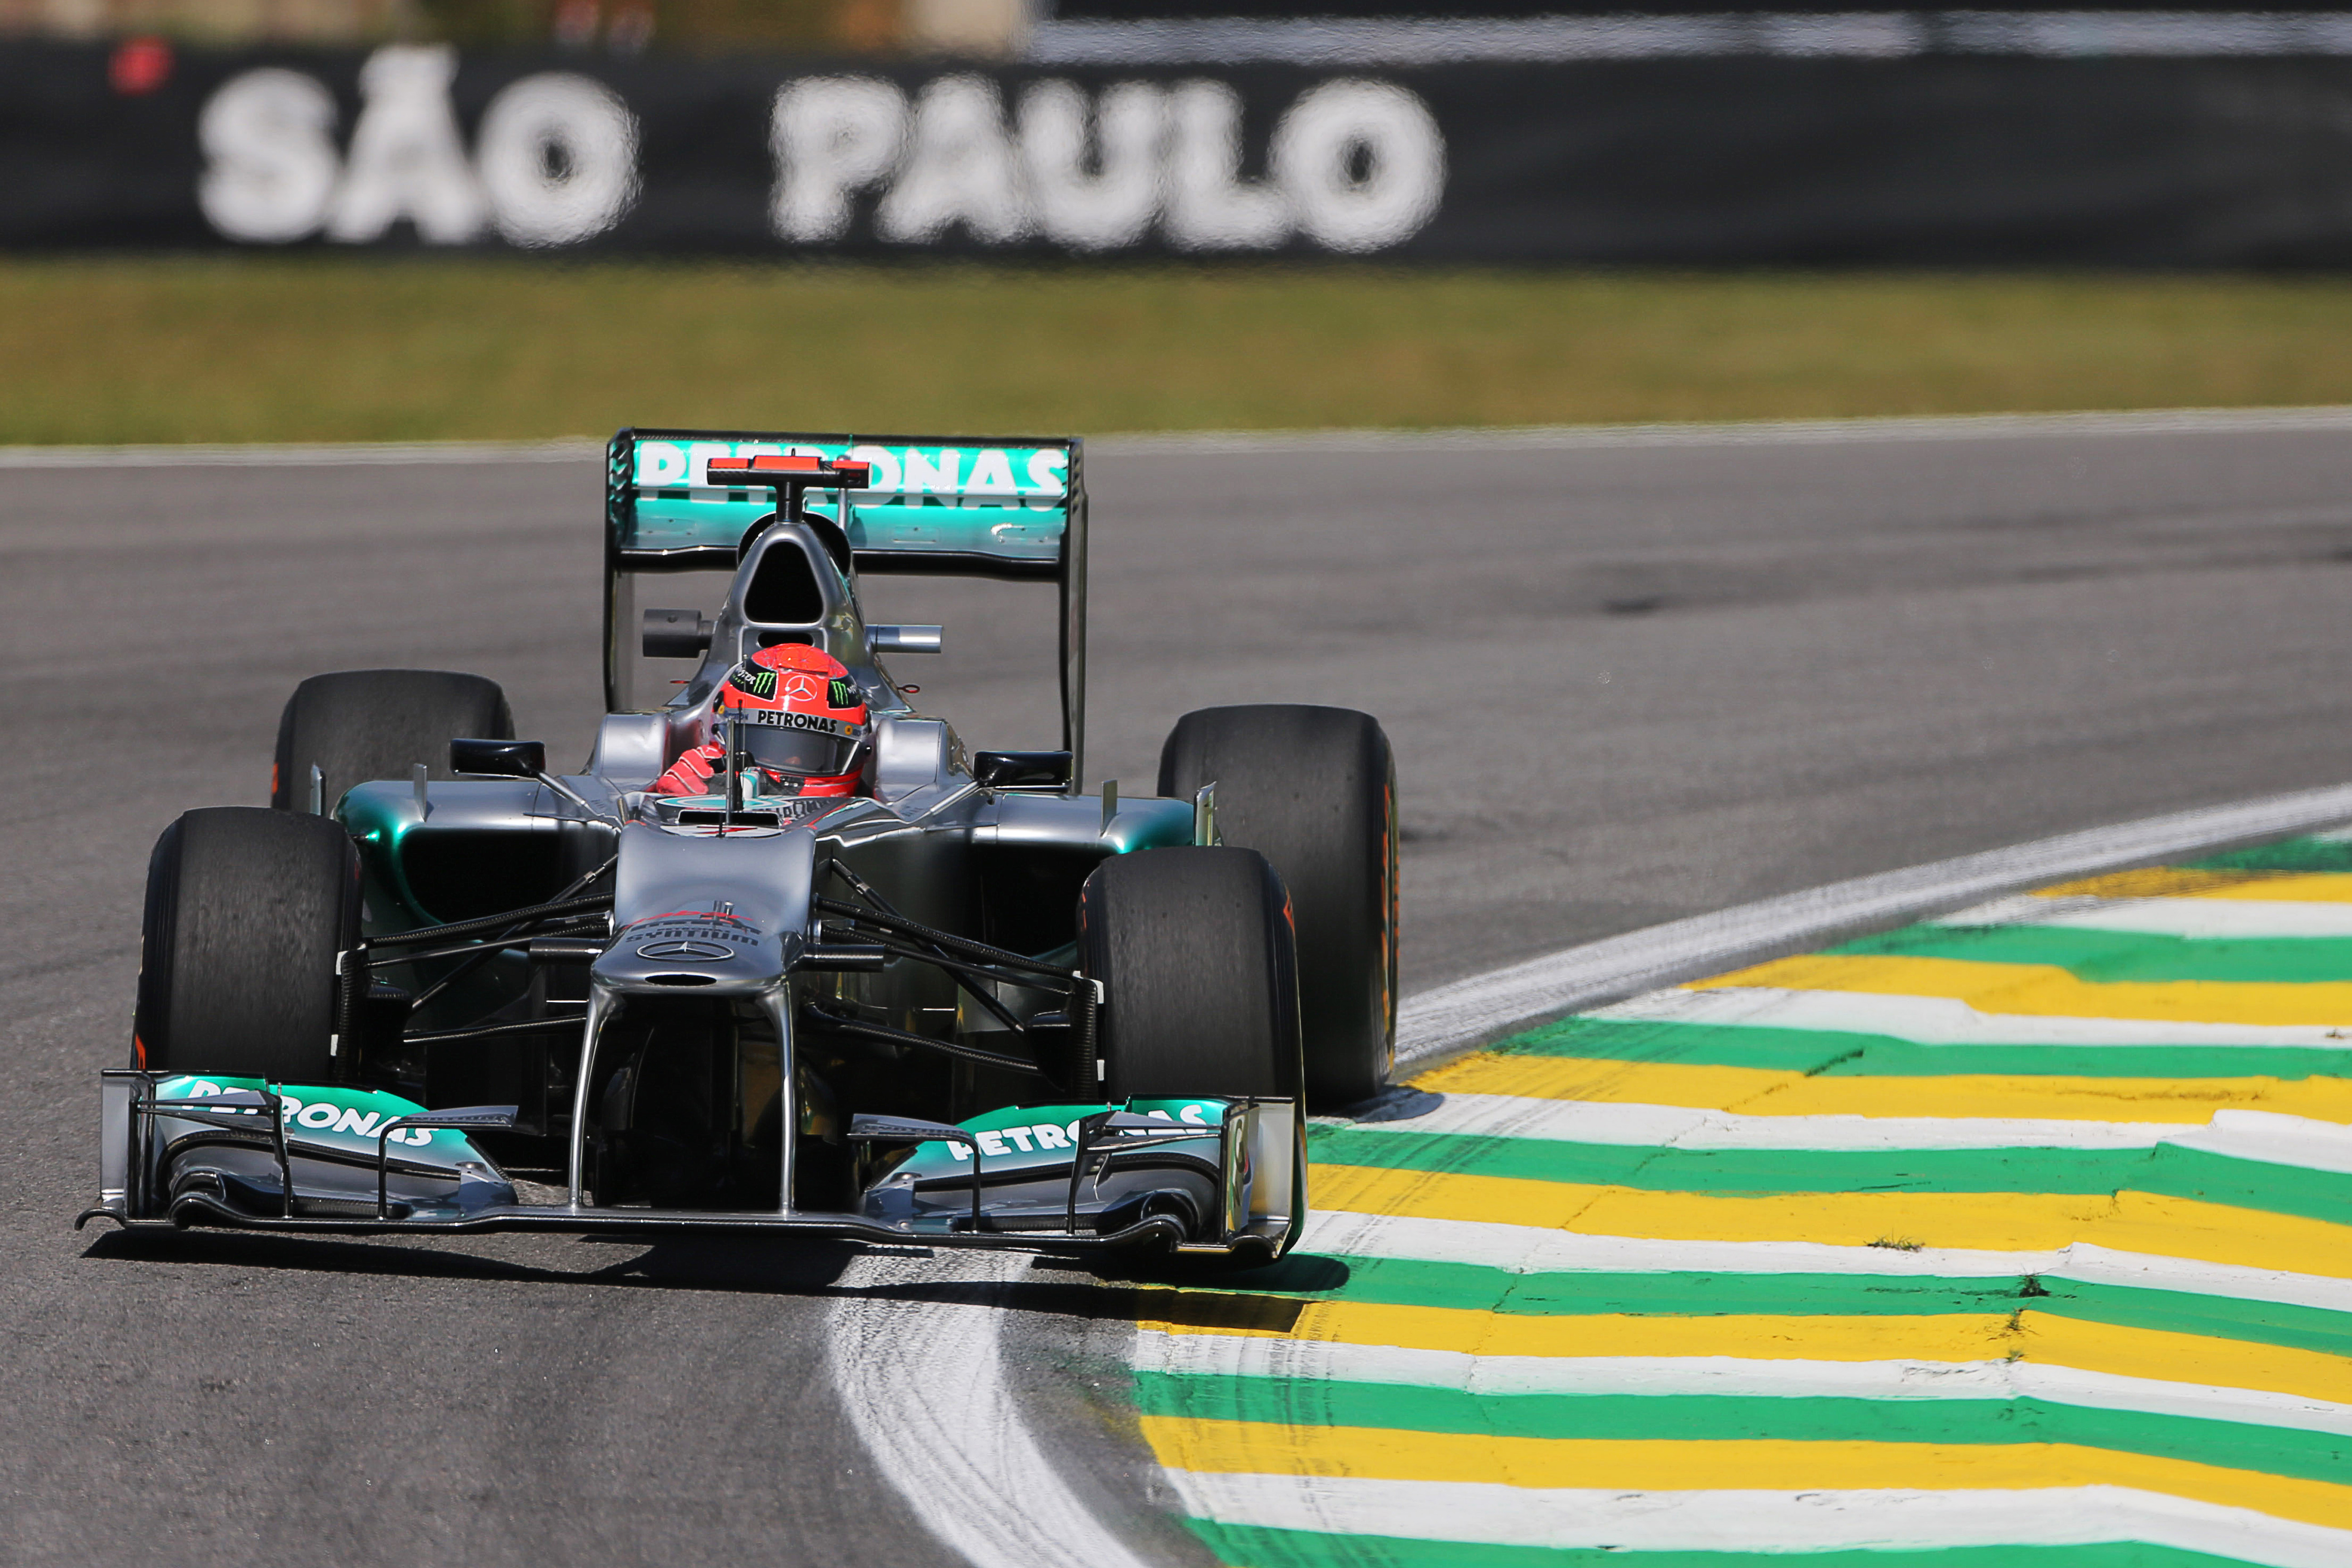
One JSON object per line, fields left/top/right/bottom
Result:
{"left": 451, "top": 738, "right": 546, "bottom": 778}
{"left": 974, "top": 750, "right": 1073, "bottom": 789}
{"left": 868, "top": 624, "right": 943, "bottom": 656}
{"left": 643, "top": 608, "right": 713, "bottom": 660}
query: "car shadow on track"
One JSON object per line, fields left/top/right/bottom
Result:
{"left": 79, "top": 1228, "right": 1348, "bottom": 1329}
{"left": 823, "top": 1251, "right": 1349, "bottom": 1332}
{"left": 78, "top": 1226, "right": 869, "bottom": 1294}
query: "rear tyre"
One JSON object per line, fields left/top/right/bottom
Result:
{"left": 271, "top": 669, "right": 514, "bottom": 813}
{"left": 135, "top": 806, "right": 362, "bottom": 1084}
{"left": 1080, "top": 846, "right": 1303, "bottom": 1103}
{"left": 1158, "top": 704, "right": 1397, "bottom": 1109}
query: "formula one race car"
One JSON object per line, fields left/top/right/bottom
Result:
{"left": 82, "top": 429, "right": 1396, "bottom": 1261}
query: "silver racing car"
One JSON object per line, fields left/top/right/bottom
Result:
{"left": 82, "top": 427, "right": 1397, "bottom": 1262}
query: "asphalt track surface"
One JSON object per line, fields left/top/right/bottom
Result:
{"left": 8, "top": 417, "right": 2352, "bottom": 1565}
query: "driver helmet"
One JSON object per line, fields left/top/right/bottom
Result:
{"left": 717, "top": 643, "right": 871, "bottom": 799}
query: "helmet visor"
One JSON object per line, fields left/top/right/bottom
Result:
{"left": 738, "top": 721, "right": 862, "bottom": 779}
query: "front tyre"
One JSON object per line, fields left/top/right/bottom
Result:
{"left": 1159, "top": 704, "right": 1397, "bottom": 1109}
{"left": 1080, "top": 846, "right": 1303, "bottom": 1104}
{"left": 135, "top": 806, "right": 362, "bottom": 1084}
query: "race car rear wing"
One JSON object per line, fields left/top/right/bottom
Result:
{"left": 606, "top": 428, "right": 1079, "bottom": 577}
{"left": 602, "top": 428, "right": 1088, "bottom": 771}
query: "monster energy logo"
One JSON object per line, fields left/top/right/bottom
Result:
{"left": 829, "top": 678, "right": 858, "bottom": 708}
{"left": 730, "top": 667, "right": 777, "bottom": 699}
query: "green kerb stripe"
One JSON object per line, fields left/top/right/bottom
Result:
{"left": 1310, "top": 1127, "right": 2141, "bottom": 1197}
{"left": 1827, "top": 924, "right": 2352, "bottom": 984}
{"left": 1186, "top": 1520, "right": 2253, "bottom": 1568}
{"left": 1304, "top": 1127, "right": 2352, "bottom": 1230}
{"left": 1181, "top": 1256, "right": 2352, "bottom": 1360}
{"left": 2187, "top": 839, "right": 2352, "bottom": 874}
{"left": 1493, "top": 1016, "right": 2352, "bottom": 1081}
{"left": 1136, "top": 1374, "right": 2352, "bottom": 1490}
{"left": 1201, "top": 1255, "right": 2032, "bottom": 1314}
{"left": 2063, "top": 1275, "right": 2352, "bottom": 1360}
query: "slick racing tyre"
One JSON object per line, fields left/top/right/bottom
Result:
{"left": 1080, "top": 846, "right": 1303, "bottom": 1104}
{"left": 271, "top": 669, "right": 514, "bottom": 814}
{"left": 135, "top": 806, "right": 363, "bottom": 1084}
{"left": 1159, "top": 705, "right": 1398, "bottom": 1109}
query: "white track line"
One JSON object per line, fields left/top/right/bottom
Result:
{"left": 827, "top": 1248, "right": 1152, "bottom": 1568}
{"left": 1096, "top": 405, "right": 2352, "bottom": 455}
{"left": 10, "top": 406, "right": 2352, "bottom": 469}
{"left": 0, "top": 437, "right": 604, "bottom": 468}
{"left": 838, "top": 785, "right": 2352, "bottom": 1567}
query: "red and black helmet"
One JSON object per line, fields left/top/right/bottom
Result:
{"left": 717, "top": 644, "right": 870, "bottom": 796}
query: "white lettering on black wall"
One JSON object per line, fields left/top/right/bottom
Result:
{"left": 197, "top": 68, "right": 341, "bottom": 242}
{"left": 196, "top": 44, "right": 642, "bottom": 247}
{"left": 768, "top": 73, "right": 1446, "bottom": 254}
{"left": 194, "top": 55, "right": 1443, "bottom": 254}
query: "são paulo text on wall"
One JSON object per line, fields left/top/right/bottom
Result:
{"left": 196, "top": 44, "right": 1448, "bottom": 255}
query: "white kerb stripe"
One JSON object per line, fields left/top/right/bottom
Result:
{"left": 1161, "top": 1474, "right": 2352, "bottom": 1567}
{"left": 1134, "top": 1333, "right": 2352, "bottom": 1440}
{"left": 2176, "top": 1110, "right": 2352, "bottom": 1173}
{"left": 1939, "top": 894, "right": 2352, "bottom": 940}
{"left": 1398, "top": 783, "right": 2352, "bottom": 1065}
{"left": 1291, "top": 1209, "right": 2352, "bottom": 1312}
{"left": 1344, "top": 1091, "right": 2194, "bottom": 1149}
{"left": 1582, "top": 984, "right": 2352, "bottom": 1047}
{"left": 1349, "top": 1092, "right": 2352, "bottom": 1163}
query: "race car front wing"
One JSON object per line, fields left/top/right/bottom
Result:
{"left": 77, "top": 1071, "right": 1303, "bottom": 1260}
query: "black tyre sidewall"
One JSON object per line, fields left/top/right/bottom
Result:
{"left": 135, "top": 807, "right": 361, "bottom": 1084}
{"left": 132, "top": 816, "right": 183, "bottom": 1071}
{"left": 272, "top": 669, "right": 514, "bottom": 812}
{"left": 1158, "top": 704, "right": 1397, "bottom": 1108}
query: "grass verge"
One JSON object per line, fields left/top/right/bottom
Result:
{"left": 9, "top": 257, "right": 2352, "bottom": 443}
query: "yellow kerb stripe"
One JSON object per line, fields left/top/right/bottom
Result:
{"left": 2035, "top": 868, "right": 2352, "bottom": 904}
{"left": 1414, "top": 1054, "right": 2352, "bottom": 1122}
{"left": 1690, "top": 955, "right": 2352, "bottom": 1028}
{"left": 1306, "top": 1163, "right": 2352, "bottom": 1281}
{"left": 1135, "top": 1301, "right": 2352, "bottom": 1407}
{"left": 1140, "top": 1420, "right": 2352, "bottom": 1532}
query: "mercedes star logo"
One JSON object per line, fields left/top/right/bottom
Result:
{"left": 635, "top": 939, "right": 735, "bottom": 962}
